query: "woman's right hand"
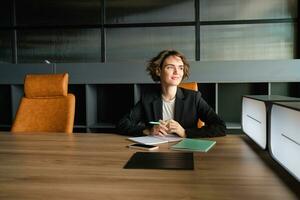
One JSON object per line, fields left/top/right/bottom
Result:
{"left": 150, "top": 120, "right": 169, "bottom": 136}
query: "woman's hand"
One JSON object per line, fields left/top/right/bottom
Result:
{"left": 166, "top": 119, "right": 186, "bottom": 138}
{"left": 143, "top": 119, "right": 186, "bottom": 138}
{"left": 149, "top": 120, "right": 169, "bottom": 136}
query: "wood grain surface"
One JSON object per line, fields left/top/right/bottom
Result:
{"left": 0, "top": 132, "right": 299, "bottom": 200}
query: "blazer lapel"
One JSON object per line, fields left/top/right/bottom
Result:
{"left": 152, "top": 95, "right": 162, "bottom": 121}
{"left": 174, "top": 88, "right": 184, "bottom": 122}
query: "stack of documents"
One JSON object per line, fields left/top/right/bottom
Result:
{"left": 128, "top": 134, "right": 183, "bottom": 145}
{"left": 171, "top": 138, "right": 216, "bottom": 152}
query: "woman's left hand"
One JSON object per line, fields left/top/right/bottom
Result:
{"left": 166, "top": 119, "right": 186, "bottom": 138}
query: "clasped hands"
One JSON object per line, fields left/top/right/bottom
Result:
{"left": 149, "top": 119, "right": 186, "bottom": 138}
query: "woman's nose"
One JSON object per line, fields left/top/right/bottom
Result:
{"left": 173, "top": 67, "right": 178, "bottom": 74}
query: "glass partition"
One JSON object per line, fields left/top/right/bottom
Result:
{"left": 106, "top": 0, "right": 194, "bottom": 23}
{"left": 106, "top": 26, "right": 195, "bottom": 61}
{"left": 16, "top": 0, "right": 101, "bottom": 26}
{"left": 17, "top": 28, "right": 101, "bottom": 63}
{"left": 200, "top": 0, "right": 297, "bottom": 21}
{"left": 200, "top": 23, "right": 295, "bottom": 60}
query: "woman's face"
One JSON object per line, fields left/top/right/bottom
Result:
{"left": 159, "top": 55, "right": 184, "bottom": 86}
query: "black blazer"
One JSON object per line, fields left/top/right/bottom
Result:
{"left": 117, "top": 87, "right": 226, "bottom": 137}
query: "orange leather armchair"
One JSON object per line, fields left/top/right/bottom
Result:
{"left": 11, "top": 73, "right": 75, "bottom": 134}
{"left": 178, "top": 82, "right": 204, "bottom": 128}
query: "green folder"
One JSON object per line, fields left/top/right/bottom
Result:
{"left": 171, "top": 138, "right": 216, "bottom": 152}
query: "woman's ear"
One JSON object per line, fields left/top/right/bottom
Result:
{"left": 156, "top": 68, "right": 161, "bottom": 77}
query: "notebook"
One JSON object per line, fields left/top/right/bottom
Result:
{"left": 123, "top": 152, "right": 194, "bottom": 170}
{"left": 171, "top": 138, "right": 216, "bottom": 152}
{"left": 128, "top": 134, "right": 183, "bottom": 145}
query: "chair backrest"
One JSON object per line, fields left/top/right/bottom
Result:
{"left": 11, "top": 73, "right": 75, "bottom": 134}
{"left": 178, "top": 82, "right": 198, "bottom": 91}
{"left": 178, "top": 82, "right": 204, "bottom": 128}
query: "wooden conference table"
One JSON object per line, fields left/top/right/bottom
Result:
{"left": 0, "top": 132, "right": 299, "bottom": 200}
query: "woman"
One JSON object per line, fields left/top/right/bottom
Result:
{"left": 117, "top": 50, "right": 226, "bottom": 138}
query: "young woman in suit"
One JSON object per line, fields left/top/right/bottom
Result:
{"left": 117, "top": 50, "right": 226, "bottom": 138}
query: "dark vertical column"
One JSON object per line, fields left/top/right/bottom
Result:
{"left": 101, "top": 0, "right": 106, "bottom": 62}
{"left": 11, "top": 0, "right": 17, "bottom": 64}
{"left": 297, "top": 1, "right": 300, "bottom": 58}
{"left": 195, "top": 0, "right": 200, "bottom": 61}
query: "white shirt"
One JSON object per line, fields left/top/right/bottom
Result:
{"left": 162, "top": 98, "right": 175, "bottom": 121}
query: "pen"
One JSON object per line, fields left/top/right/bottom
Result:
{"left": 149, "top": 121, "right": 160, "bottom": 125}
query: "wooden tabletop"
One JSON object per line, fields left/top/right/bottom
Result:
{"left": 0, "top": 132, "right": 299, "bottom": 200}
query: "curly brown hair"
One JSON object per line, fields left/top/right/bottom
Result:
{"left": 146, "top": 49, "right": 190, "bottom": 82}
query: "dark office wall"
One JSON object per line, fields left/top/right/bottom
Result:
{"left": 0, "top": 0, "right": 299, "bottom": 133}
{"left": 0, "top": 0, "right": 298, "bottom": 63}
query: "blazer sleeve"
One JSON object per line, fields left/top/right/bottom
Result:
{"left": 116, "top": 100, "right": 148, "bottom": 136}
{"left": 185, "top": 92, "right": 226, "bottom": 138}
